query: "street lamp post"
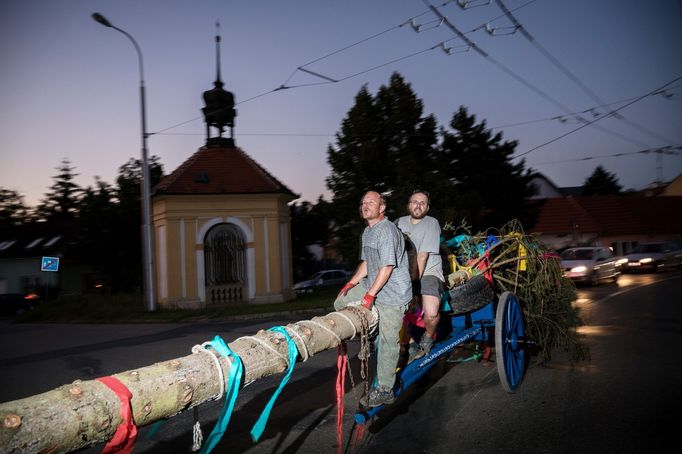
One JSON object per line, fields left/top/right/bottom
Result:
{"left": 92, "top": 12, "right": 156, "bottom": 311}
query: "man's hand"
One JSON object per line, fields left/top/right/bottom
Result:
{"left": 338, "top": 281, "right": 356, "bottom": 298}
{"left": 361, "top": 293, "right": 376, "bottom": 310}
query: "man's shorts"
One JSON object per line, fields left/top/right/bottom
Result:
{"left": 419, "top": 275, "right": 443, "bottom": 298}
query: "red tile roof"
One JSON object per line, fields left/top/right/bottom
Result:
{"left": 154, "top": 144, "right": 298, "bottom": 198}
{"left": 530, "top": 196, "right": 682, "bottom": 236}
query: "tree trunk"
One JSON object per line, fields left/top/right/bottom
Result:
{"left": 0, "top": 307, "right": 371, "bottom": 454}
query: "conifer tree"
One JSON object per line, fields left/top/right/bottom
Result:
{"left": 440, "top": 106, "right": 536, "bottom": 230}
{"left": 582, "top": 165, "right": 622, "bottom": 196}
{"left": 326, "top": 72, "right": 439, "bottom": 263}
{"left": 36, "top": 159, "right": 82, "bottom": 222}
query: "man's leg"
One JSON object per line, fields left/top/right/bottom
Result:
{"left": 375, "top": 303, "right": 409, "bottom": 390}
{"left": 420, "top": 276, "right": 444, "bottom": 353}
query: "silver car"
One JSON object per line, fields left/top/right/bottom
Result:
{"left": 560, "top": 247, "right": 619, "bottom": 285}
{"left": 622, "top": 241, "right": 682, "bottom": 272}
{"left": 293, "top": 269, "right": 351, "bottom": 294}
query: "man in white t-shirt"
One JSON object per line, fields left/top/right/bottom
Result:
{"left": 396, "top": 190, "right": 444, "bottom": 357}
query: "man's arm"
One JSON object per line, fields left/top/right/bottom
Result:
{"left": 416, "top": 252, "right": 428, "bottom": 279}
{"left": 350, "top": 261, "right": 368, "bottom": 284}
{"left": 367, "top": 265, "right": 394, "bottom": 297}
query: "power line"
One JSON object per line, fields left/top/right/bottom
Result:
{"left": 493, "top": 0, "right": 677, "bottom": 145}
{"left": 423, "top": 0, "right": 670, "bottom": 152}
{"left": 530, "top": 145, "right": 681, "bottom": 166}
{"left": 515, "top": 75, "right": 682, "bottom": 158}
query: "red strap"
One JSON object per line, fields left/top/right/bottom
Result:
{"left": 335, "top": 343, "right": 348, "bottom": 454}
{"left": 477, "top": 251, "right": 494, "bottom": 283}
{"left": 96, "top": 376, "right": 138, "bottom": 454}
{"left": 351, "top": 423, "right": 366, "bottom": 449}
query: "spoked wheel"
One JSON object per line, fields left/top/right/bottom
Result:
{"left": 495, "top": 291, "right": 526, "bottom": 393}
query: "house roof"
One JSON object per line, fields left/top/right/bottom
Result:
{"left": 530, "top": 195, "right": 682, "bottom": 236}
{"left": 0, "top": 222, "right": 73, "bottom": 260}
{"left": 154, "top": 143, "right": 298, "bottom": 199}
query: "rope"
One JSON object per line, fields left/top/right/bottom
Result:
{"left": 191, "top": 407, "right": 203, "bottom": 452}
{"left": 334, "top": 311, "right": 357, "bottom": 339}
{"left": 344, "top": 306, "right": 371, "bottom": 399}
{"left": 250, "top": 326, "right": 298, "bottom": 442}
{"left": 241, "top": 335, "right": 290, "bottom": 364}
{"left": 191, "top": 343, "right": 226, "bottom": 400}
{"left": 287, "top": 324, "right": 311, "bottom": 361}
{"left": 198, "top": 335, "right": 243, "bottom": 454}
{"left": 298, "top": 318, "right": 342, "bottom": 345}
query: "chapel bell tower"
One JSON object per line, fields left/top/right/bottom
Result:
{"left": 202, "top": 22, "right": 236, "bottom": 147}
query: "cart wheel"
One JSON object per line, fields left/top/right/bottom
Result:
{"left": 495, "top": 291, "right": 526, "bottom": 393}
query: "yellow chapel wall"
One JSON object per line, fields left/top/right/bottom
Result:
{"left": 152, "top": 193, "right": 294, "bottom": 309}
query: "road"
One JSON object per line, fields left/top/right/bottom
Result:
{"left": 1, "top": 271, "right": 681, "bottom": 453}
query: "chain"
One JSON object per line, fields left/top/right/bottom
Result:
{"left": 345, "top": 306, "right": 371, "bottom": 399}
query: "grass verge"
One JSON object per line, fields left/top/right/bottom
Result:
{"left": 15, "top": 288, "right": 338, "bottom": 323}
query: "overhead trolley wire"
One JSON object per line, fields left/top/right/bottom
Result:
{"left": 514, "top": 75, "right": 682, "bottom": 158}
{"left": 493, "top": 0, "right": 677, "bottom": 146}
{"left": 531, "top": 145, "right": 681, "bottom": 166}
{"left": 423, "top": 0, "right": 665, "bottom": 151}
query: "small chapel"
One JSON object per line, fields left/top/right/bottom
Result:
{"left": 152, "top": 29, "right": 298, "bottom": 309}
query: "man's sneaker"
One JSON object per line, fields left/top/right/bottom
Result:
{"left": 407, "top": 342, "right": 426, "bottom": 363}
{"left": 419, "top": 336, "right": 433, "bottom": 355}
{"left": 360, "top": 386, "right": 395, "bottom": 408}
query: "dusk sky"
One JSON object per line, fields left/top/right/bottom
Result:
{"left": 2, "top": 0, "right": 681, "bottom": 207}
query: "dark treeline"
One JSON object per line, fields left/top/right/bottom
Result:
{"left": 0, "top": 157, "right": 164, "bottom": 294}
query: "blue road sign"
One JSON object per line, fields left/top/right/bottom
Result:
{"left": 41, "top": 256, "right": 60, "bottom": 272}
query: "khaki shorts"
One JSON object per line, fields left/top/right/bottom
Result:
{"left": 417, "top": 275, "right": 443, "bottom": 298}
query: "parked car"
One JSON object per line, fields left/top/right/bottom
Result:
{"left": 294, "top": 269, "right": 351, "bottom": 294}
{"left": 560, "top": 246, "right": 619, "bottom": 285}
{"left": 0, "top": 292, "right": 41, "bottom": 316}
{"left": 621, "top": 241, "right": 682, "bottom": 272}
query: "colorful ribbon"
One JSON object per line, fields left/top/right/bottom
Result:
{"left": 96, "top": 376, "right": 138, "bottom": 454}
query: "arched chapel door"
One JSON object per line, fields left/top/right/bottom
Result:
{"left": 204, "top": 223, "right": 246, "bottom": 303}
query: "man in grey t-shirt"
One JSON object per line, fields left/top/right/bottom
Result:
{"left": 396, "top": 190, "right": 444, "bottom": 357}
{"left": 334, "top": 191, "right": 412, "bottom": 407}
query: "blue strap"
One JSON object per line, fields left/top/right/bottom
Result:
{"left": 199, "top": 335, "right": 243, "bottom": 454}
{"left": 249, "top": 326, "right": 298, "bottom": 442}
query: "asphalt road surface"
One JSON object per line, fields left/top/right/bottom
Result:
{"left": 1, "top": 270, "right": 680, "bottom": 453}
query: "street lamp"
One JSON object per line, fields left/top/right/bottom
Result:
{"left": 92, "top": 12, "right": 156, "bottom": 311}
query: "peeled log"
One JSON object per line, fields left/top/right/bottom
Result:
{"left": 0, "top": 307, "right": 371, "bottom": 454}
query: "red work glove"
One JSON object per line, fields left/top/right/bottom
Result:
{"left": 361, "top": 293, "right": 376, "bottom": 310}
{"left": 338, "top": 281, "right": 356, "bottom": 298}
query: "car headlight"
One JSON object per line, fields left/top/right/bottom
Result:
{"left": 639, "top": 257, "right": 653, "bottom": 264}
{"left": 615, "top": 258, "right": 628, "bottom": 266}
{"left": 571, "top": 266, "right": 587, "bottom": 273}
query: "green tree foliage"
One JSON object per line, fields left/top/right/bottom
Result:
{"left": 326, "top": 73, "right": 439, "bottom": 263}
{"left": 582, "top": 165, "right": 622, "bottom": 196}
{"left": 439, "top": 106, "right": 537, "bottom": 229}
{"left": 0, "top": 188, "right": 29, "bottom": 232}
{"left": 36, "top": 159, "right": 83, "bottom": 222}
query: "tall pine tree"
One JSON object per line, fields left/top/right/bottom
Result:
{"left": 440, "top": 106, "right": 537, "bottom": 230}
{"left": 326, "top": 73, "right": 439, "bottom": 263}
{"left": 36, "top": 159, "right": 82, "bottom": 222}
